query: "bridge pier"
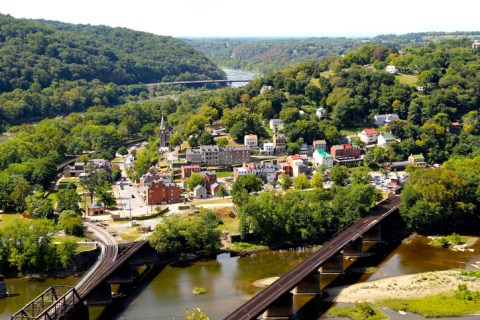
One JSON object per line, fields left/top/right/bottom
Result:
{"left": 293, "top": 272, "right": 321, "bottom": 295}
{"left": 343, "top": 237, "right": 364, "bottom": 257}
{"left": 319, "top": 251, "right": 344, "bottom": 274}
{"left": 108, "top": 264, "right": 135, "bottom": 284}
{"left": 364, "top": 224, "right": 382, "bottom": 242}
{"left": 86, "top": 282, "right": 112, "bottom": 306}
{"left": 262, "top": 292, "right": 294, "bottom": 319}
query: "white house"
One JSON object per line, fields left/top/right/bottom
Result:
{"left": 244, "top": 134, "right": 258, "bottom": 148}
{"left": 313, "top": 148, "right": 333, "bottom": 169}
{"left": 263, "top": 142, "right": 275, "bottom": 155}
{"left": 358, "top": 128, "right": 379, "bottom": 144}
{"left": 377, "top": 133, "right": 397, "bottom": 148}
{"left": 269, "top": 119, "right": 284, "bottom": 132}
{"left": 374, "top": 114, "right": 399, "bottom": 126}
{"left": 386, "top": 65, "right": 397, "bottom": 74}
{"left": 316, "top": 107, "right": 326, "bottom": 119}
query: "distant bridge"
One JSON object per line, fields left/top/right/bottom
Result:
{"left": 145, "top": 79, "right": 253, "bottom": 86}
{"left": 225, "top": 195, "right": 402, "bottom": 320}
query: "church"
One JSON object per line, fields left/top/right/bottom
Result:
{"left": 159, "top": 115, "right": 171, "bottom": 149}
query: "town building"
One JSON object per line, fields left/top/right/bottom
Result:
{"left": 472, "top": 40, "right": 480, "bottom": 49}
{"left": 374, "top": 114, "right": 399, "bottom": 126}
{"left": 377, "top": 133, "right": 397, "bottom": 148}
{"left": 330, "top": 144, "right": 362, "bottom": 160}
{"left": 139, "top": 172, "right": 180, "bottom": 205}
{"left": 181, "top": 165, "right": 201, "bottom": 179}
{"left": 269, "top": 119, "right": 284, "bottom": 132}
{"left": 124, "top": 154, "right": 135, "bottom": 170}
{"left": 63, "top": 162, "right": 85, "bottom": 178}
{"left": 313, "top": 139, "right": 328, "bottom": 152}
{"left": 386, "top": 65, "right": 397, "bottom": 74}
{"left": 273, "top": 132, "right": 286, "bottom": 155}
{"left": 408, "top": 153, "right": 427, "bottom": 168}
{"left": 316, "top": 107, "right": 326, "bottom": 119}
{"left": 193, "top": 185, "right": 207, "bottom": 199}
{"left": 313, "top": 148, "right": 333, "bottom": 169}
{"left": 200, "top": 171, "right": 217, "bottom": 191}
{"left": 262, "top": 142, "right": 275, "bottom": 155}
{"left": 244, "top": 134, "right": 258, "bottom": 148}
{"left": 449, "top": 122, "right": 462, "bottom": 134}
{"left": 300, "top": 143, "right": 314, "bottom": 157}
{"left": 185, "top": 145, "right": 250, "bottom": 166}
{"left": 276, "top": 162, "right": 292, "bottom": 177}
{"left": 159, "top": 115, "right": 171, "bottom": 149}
{"left": 358, "top": 128, "right": 379, "bottom": 144}
{"left": 86, "top": 203, "right": 105, "bottom": 216}
{"left": 233, "top": 161, "right": 276, "bottom": 183}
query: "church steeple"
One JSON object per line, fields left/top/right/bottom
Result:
{"left": 160, "top": 115, "right": 166, "bottom": 130}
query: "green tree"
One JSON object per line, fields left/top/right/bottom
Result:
{"left": 294, "top": 174, "right": 310, "bottom": 190}
{"left": 216, "top": 137, "right": 229, "bottom": 147}
{"left": 311, "top": 172, "right": 324, "bottom": 188}
{"left": 278, "top": 173, "right": 292, "bottom": 190}
{"left": 198, "top": 131, "right": 215, "bottom": 146}
{"left": 169, "top": 133, "right": 183, "bottom": 148}
{"left": 56, "top": 239, "right": 79, "bottom": 269}
{"left": 217, "top": 184, "right": 229, "bottom": 198}
{"left": 330, "top": 165, "right": 349, "bottom": 186}
{"left": 56, "top": 189, "right": 81, "bottom": 213}
{"left": 186, "top": 173, "right": 205, "bottom": 190}
{"left": 231, "top": 174, "right": 262, "bottom": 205}
{"left": 25, "top": 192, "right": 54, "bottom": 219}
{"left": 117, "top": 145, "right": 128, "bottom": 156}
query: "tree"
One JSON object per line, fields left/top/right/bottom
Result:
{"left": 186, "top": 173, "right": 205, "bottom": 190}
{"left": 169, "top": 133, "right": 183, "bottom": 148}
{"left": 216, "top": 137, "right": 229, "bottom": 147}
{"left": 294, "top": 174, "right": 310, "bottom": 190}
{"left": 231, "top": 174, "right": 262, "bottom": 204}
{"left": 198, "top": 131, "right": 215, "bottom": 146}
{"left": 311, "top": 172, "right": 324, "bottom": 188}
{"left": 278, "top": 173, "right": 292, "bottom": 190}
{"left": 117, "top": 146, "right": 128, "bottom": 156}
{"left": 56, "top": 188, "right": 81, "bottom": 213}
{"left": 56, "top": 239, "right": 79, "bottom": 269}
{"left": 217, "top": 184, "right": 229, "bottom": 198}
{"left": 26, "top": 192, "right": 54, "bottom": 219}
{"left": 188, "top": 136, "right": 199, "bottom": 148}
{"left": 330, "top": 165, "right": 349, "bottom": 186}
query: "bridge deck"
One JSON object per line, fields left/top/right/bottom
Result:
{"left": 224, "top": 195, "right": 402, "bottom": 320}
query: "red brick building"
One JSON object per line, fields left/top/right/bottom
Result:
{"left": 181, "top": 165, "right": 201, "bottom": 179}
{"left": 200, "top": 171, "right": 217, "bottom": 192}
{"left": 330, "top": 144, "right": 362, "bottom": 159}
{"left": 139, "top": 172, "right": 180, "bottom": 205}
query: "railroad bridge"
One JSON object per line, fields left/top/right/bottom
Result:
{"left": 11, "top": 234, "right": 159, "bottom": 319}
{"left": 225, "top": 195, "right": 402, "bottom": 320}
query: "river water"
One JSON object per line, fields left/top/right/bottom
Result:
{"left": 1, "top": 235, "right": 479, "bottom": 320}
{"left": 223, "top": 68, "right": 259, "bottom": 87}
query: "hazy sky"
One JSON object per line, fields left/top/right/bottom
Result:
{"left": 0, "top": 0, "right": 478, "bottom": 38}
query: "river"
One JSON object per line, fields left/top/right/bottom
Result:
{"left": 222, "top": 68, "right": 259, "bottom": 87}
{"left": 1, "top": 235, "right": 479, "bottom": 320}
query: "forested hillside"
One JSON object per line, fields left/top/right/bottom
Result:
{"left": 0, "top": 14, "right": 225, "bottom": 126}
{"left": 185, "top": 37, "right": 362, "bottom": 73}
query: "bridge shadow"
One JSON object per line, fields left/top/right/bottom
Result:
{"left": 92, "top": 263, "right": 167, "bottom": 319}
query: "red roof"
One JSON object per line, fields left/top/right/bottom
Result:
{"left": 289, "top": 154, "right": 301, "bottom": 160}
{"left": 363, "top": 129, "right": 378, "bottom": 135}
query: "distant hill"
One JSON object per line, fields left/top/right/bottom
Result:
{"left": 185, "top": 37, "right": 363, "bottom": 73}
{"left": 0, "top": 14, "right": 225, "bottom": 93}
{"left": 186, "top": 32, "right": 480, "bottom": 74}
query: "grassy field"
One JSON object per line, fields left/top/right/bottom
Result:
{"left": 397, "top": 73, "right": 418, "bottom": 86}
{"left": 0, "top": 213, "right": 24, "bottom": 229}
{"left": 328, "top": 304, "right": 387, "bottom": 320}
{"left": 216, "top": 171, "right": 233, "bottom": 178}
{"left": 382, "top": 293, "right": 480, "bottom": 317}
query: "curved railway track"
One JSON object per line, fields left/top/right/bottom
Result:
{"left": 224, "top": 195, "right": 402, "bottom": 320}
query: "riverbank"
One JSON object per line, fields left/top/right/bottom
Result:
{"left": 325, "top": 269, "right": 480, "bottom": 303}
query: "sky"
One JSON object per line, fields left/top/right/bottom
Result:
{"left": 0, "top": 0, "right": 478, "bottom": 38}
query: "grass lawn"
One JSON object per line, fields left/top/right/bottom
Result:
{"left": 60, "top": 177, "right": 80, "bottom": 183}
{"left": 0, "top": 213, "right": 25, "bottom": 229}
{"left": 217, "top": 171, "right": 233, "bottom": 178}
{"left": 194, "top": 198, "right": 233, "bottom": 206}
{"left": 397, "top": 73, "right": 418, "bottom": 86}
{"left": 52, "top": 234, "right": 87, "bottom": 243}
{"left": 381, "top": 293, "right": 480, "bottom": 317}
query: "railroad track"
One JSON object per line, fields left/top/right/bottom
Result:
{"left": 224, "top": 195, "right": 402, "bottom": 320}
